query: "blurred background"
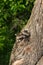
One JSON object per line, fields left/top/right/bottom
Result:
{"left": 0, "top": 0, "right": 35, "bottom": 65}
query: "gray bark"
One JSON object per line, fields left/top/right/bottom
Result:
{"left": 9, "top": 0, "right": 43, "bottom": 65}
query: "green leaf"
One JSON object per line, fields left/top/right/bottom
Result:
{"left": 4, "top": 0, "right": 6, "bottom": 2}
{"left": 0, "top": 43, "right": 4, "bottom": 50}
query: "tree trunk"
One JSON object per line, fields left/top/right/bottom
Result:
{"left": 9, "top": 0, "right": 43, "bottom": 65}
{"left": 36, "top": 56, "right": 43, "bottom": 65}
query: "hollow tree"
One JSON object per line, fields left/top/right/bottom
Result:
{"left": 9, "top": 0, "right": 43, "bottom": 65}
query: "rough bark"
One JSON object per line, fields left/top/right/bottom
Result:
{"left": 9, "top": 0, "right": 43, "bottom": 65}
{"left": 36, "top": 56, "right": 43, "bottom": 65}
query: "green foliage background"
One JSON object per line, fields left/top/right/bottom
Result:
{"left": 0, "top": 0, "right": 35, "bottom": 65}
